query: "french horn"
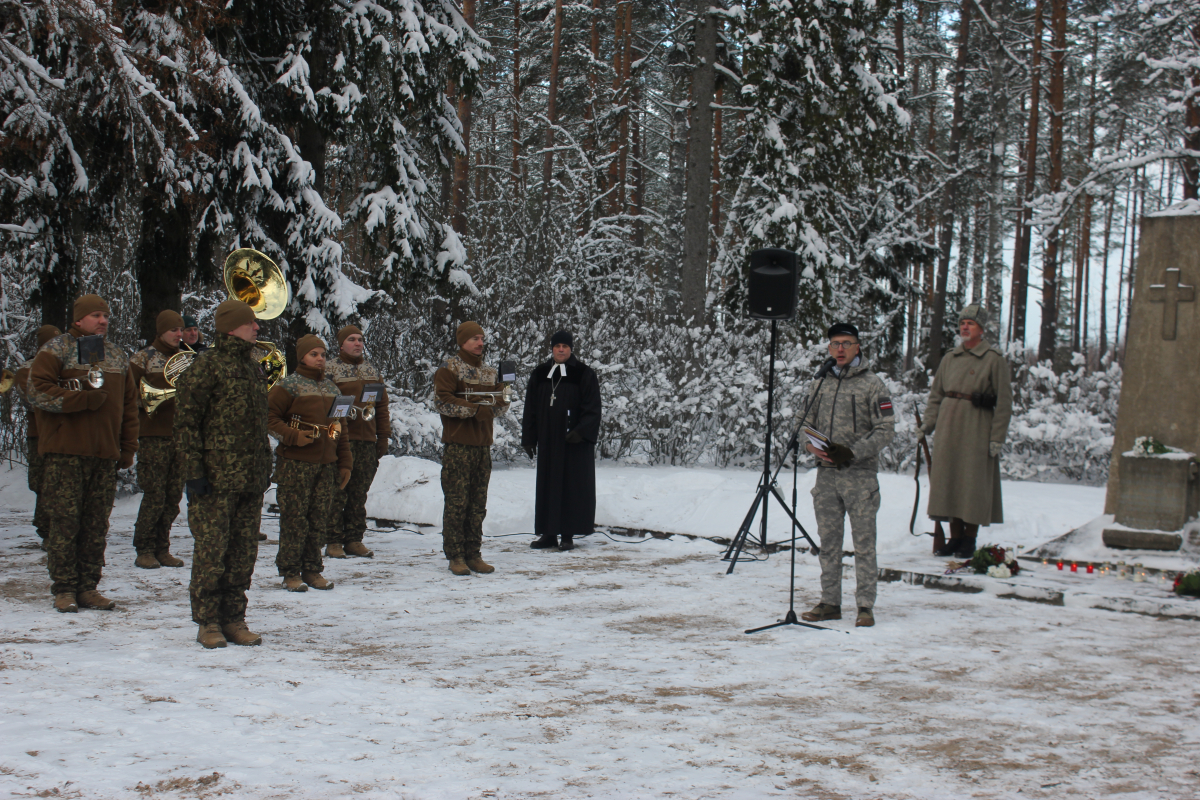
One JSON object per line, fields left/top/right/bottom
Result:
{"left": 140, "top": 343, "right": 198, "bottom": 417}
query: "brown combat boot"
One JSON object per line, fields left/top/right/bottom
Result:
{"left": 325, "top": 542, "right": 347, "bottom": 558}
{"left": 196, "top": 623, "right": 227, "bottom": 649}
{"left": 54, "top": 593, "right": 78, "bottom": 613}
{"left": 344, "top": 541, "right": 373, "bottom": 558}
{"left": 856, "top": 608, "right": 875, "bottom": 628}
{"left": 448, "top": 559, "right": 471, "bottom": 576}
{"left": 800, "top": 603, "right": 841, "bottom": 622}
{"left": 466, "top": 556, "right": 495, "bottom": 574}
{"left": 134, "top": 552, "right": 161, "bottom": 569}
{"left": 282, "top": 575, "right": 308, "bottom": 592}
{"left": 302, "top": 571, "right": 334, "bottom": 590}
{"left": 77, "top": 590, "right": 116, "bottom": 610}
{"left": 155, "top": 550, "right": 185, "bottom": 568}
{"left": 221, "top": 621, "right": 262, "bottom": 646}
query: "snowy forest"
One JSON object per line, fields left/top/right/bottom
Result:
{"left": 1, "top": 0, "right": 1197, "bottom": 483}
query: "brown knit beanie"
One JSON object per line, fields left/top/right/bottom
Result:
{"left": 214, "top": 299, "right": 257, "bottom": 334}
{"left": 72, "top": 295, "right": 110, "bottom": 323}
{"left": 296, "top": 334, "right": 326, "bottom": 362}
{"left": 337, "top": 324, "right": 363, "bottom": 347}
{"left": 456, "top": 321, "right": 484, "bottom": 347}
{"left": 156, "top": 310, "right": 185, "bottom": 336}
{"left": 36, "top": 325, "right": 61, "bottom": 348}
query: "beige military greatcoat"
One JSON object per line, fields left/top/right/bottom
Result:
{"left": 921, "top": 340, "right": 1013, "bottom": 526}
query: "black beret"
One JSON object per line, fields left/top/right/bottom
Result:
{"left": 550, "top": 330, "right": 573, "bottom": 348}
{"left": 827, "top": 322, "right": 859, "bottom": 339}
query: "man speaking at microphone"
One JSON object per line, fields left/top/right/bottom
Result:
{"left": 799, "top": 323, "right": 895, "bottom": 628}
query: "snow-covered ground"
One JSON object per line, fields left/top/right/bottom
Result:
{"left": 1, "top": 459, "right": 1197, "bottom": 799}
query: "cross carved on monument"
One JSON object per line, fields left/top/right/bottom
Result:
{"left": 1147, "top": 268, "right": 1195, "bottom": 341}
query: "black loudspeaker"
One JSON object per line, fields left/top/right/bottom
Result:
{"left": 747, "top": 248, "right": 799, "bottom": 320}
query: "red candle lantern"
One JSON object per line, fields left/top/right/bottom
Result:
{"left": 1070, "top": 563, "right": 1078, "bottom": 573}
{"left": 1086, "top": 564, "right": 1094, "bottom": 574}
{"left": 1057, "top": 561, "right": 1064, "bottom": 570}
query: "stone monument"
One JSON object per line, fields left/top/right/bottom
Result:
{"left": 1104, "top": 211, "right": 1200, "bottom": 549}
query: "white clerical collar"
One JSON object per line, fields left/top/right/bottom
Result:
{"left": 547, "top": 362, "right": 567, "bottom": 378}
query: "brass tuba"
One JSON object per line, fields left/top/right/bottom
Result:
{"left": 224, "top": 248, "right": 290, "bottom": 389}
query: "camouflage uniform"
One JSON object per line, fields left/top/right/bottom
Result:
{"left": 802, "top": 358, "right": 895, "bottom": 610}
{"left": 129, "top": 344, "right": 184, "bottom": 556}
{"left": 28, "top": 331, "right": 138, "bottom": 597}
{"left": 275, "top": 459, "right": 336, "bottom": 576}
{"left": 14, "top": 360, "right": 48, "bottom": 539}
{"left": 325, "top": 355, "right": 390, "bottom": 547}
{"left": 174, "top": 333, "right": 272, "bottom": 626}
{"left": 434, "top": 352, "right": 508, "bottom": 562}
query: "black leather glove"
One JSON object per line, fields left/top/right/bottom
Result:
{"left": 523, "top": 443, "right": 536, "bottom": 460}
{"left": 825, "top": 442, "right": 854, "bottom": 467}
{"left": 185, "top": 478, "right": 213, "bottom": 501}
{"left": 565, "top": 430, "right": 584, "bottom": 444}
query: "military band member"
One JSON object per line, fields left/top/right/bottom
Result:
{"left": 28, "top": 296, "right": 138, "bottom": 613}
{"left": 799, "top": 323, "right": 895, "bottom": 628}
{"left": 14, "top": 325, "right": 62, "bottom": 547}
{"left": 434, "top": 321, "right": 509, "bottom": 576}
{"left": 325, "top": 324, "right": 391, "bottom": 559}
{"left": 175, "top": 299, "right": 272, "bottom": 648}
{"left": 128, "top": 310, "right": 188, "bottom": 569}
{"left": 267, "top": 335, "right": 352, "bottom": 592}
{"left": 920, "top": 303, "right": 1013, "bottom": 558}
{"left": 182, "top": 314, "right": 208, "bottom": 353}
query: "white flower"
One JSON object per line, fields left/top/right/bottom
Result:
{"left": 987, "top": 564, "right": 1012, "bottom": 579}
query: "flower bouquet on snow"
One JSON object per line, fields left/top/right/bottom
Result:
{"left": 1173, "top": 570, "right": 1200, "bottom": 598}
{"left": 970, "top": 545, "right": 1021, "bottom": 579}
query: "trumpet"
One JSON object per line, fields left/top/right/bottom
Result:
{"left": 346, "top": 403, "right": 377, "bottom": 422}
{"left": 455, "top": 386, "right": 513, "bottom": 406}
{"left": 289, "top": 415, "right": 341, "bottom": 441}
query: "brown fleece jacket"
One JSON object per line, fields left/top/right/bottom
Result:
{"left": 433, "top": 349, "right": 509, "bottom": 447}
{"left": 326, "top": 353, "right": 391, "bottom": 446}
{"left": 267, "top": 364, "right": 352, "bottom": 469}
{"left": 127, "top": 337, "right": 180, "bottom": 437}
{"left": 29, "top": 327, "right": 138, "bottom": 461}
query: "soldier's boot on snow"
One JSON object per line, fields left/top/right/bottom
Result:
{"left": 448, "top": 559, "right": 471, "bottom": 576}
{"left": 800, "top": 603, "right": 842, "bottom": 622}
{"left": 952, "top": 536, "right": 977, "bottom": 559}
{"left": 530, "top": 535, "right": 558, "bottom": 549}
{"left": 325, "top": 543, "right": 347, "bottom": 559}
{"left": 54, "top": 593, "right": 78, "bottom": 613}
{"left": 345, "top": 542, "right": 373, "bottom": 558}
{"left": 77, "top": 590, "right": 116, "bottom": 610}
{"left": 856, "top": 607, "right": 876, "bottom": 627}
{"left": 558, "top": 536, "right": 575, "bottom": 551}
{"left": 156, "top": 550, "right": 184, "bottom": 567}
{"left": 302, "top": 571, "right": 334, "bottom": 590}
{"left": 196, "top": 623, "right": 227, "bottom": 649}
{"left": 221, "top": 621, "right": 262, "bottom": 646}
{"left": 936, "top": 520, "right": 963, "bottom": 557}
{"left": 282, "top": 575, "right": 309, "bottom": 592}
{"left": 135, "top": 552, "right": 161, "bottom": 569}
{"left": 466, "top": 556, "right": 494, "bottom": 574}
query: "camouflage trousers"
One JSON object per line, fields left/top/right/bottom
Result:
{"left": 42, "top": 453, "right": 117, "bottom": 595}
{"left": 275, "top": 458, "right": 334, "bottom": 577}
{"left": 327, "top": 440, "right": 379, "bottom": 545}
{"left": 188, "top": 490, "right": 264, "bottom": 625}
{"left": 440, "top": 443, "right": 491, "bottom": 561}
{"left": 811, "top": 467, "right": 880, "bottom": 609}
{"left": 133, "top": 436, "right": 184, "bottom": 555}
{"left": 27, "top": 437, "right": 47, "bottom": 539}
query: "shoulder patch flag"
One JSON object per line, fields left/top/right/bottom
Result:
{"left": 879, "top": 397, "right": 894, "bottom": 417}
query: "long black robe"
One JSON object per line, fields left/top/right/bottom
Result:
{"left": 521, "top": 355, "right": 602, "bottom": 538}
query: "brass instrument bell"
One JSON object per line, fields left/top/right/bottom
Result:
{"left": 224, "top": 248, "right": 290, "bottom": 321}
{"left": 0, "top": 369, "right": 14, "bottom": 395}
{"left": 347, "top": 403, "right": 376, "bottom": 422}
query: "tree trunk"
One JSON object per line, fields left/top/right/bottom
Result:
{"left": 543, "top": 0, "right": 563, "bottom": 209}
{"left": 983, "top": 0, "right": 1009, "bottom": 333}
{"left": 928, "top": 0, "right": 972, "bottom": 374}
{"left": 452, "top": 0, "right": 476, "bottom": 236}
{"left": 618, "top": 0, "right": 632, "bottom": 212}
{"left": 608, "top": 1, "right": 625, "bottom": 213}
{"left": 710, "top": 82, "right": 723, "bottom": 264}
{"left": 135, "top": 191, "right": 189, "bottom": 344}
{"left": 631, "top": 35, "right": 645, "bottom": 253}
{"left": 1010, "top": 0, "right": 1044, "bottom": 347}
{"left": 1037, "top": 0, "right": 1067, "bottom": 363}
{"left": 1184, "top": 20, "right": 1200, "bottom": 199}
{"left": 681, "top": 0, "right": 717, "bottom": 324}
{"left": 511, "top": 0, "right": 522, "bottom": 194}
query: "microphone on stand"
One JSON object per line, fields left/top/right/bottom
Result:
{"left": 813, "top": 356, "right": 838, "bottom": 380}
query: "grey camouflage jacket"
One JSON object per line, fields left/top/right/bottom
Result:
{"left": 800, "top": 359, "right": 896, "bottom": 472}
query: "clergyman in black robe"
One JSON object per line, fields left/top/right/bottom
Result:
{"left": 520, "top": 331, "right": 602, "bottom": 551}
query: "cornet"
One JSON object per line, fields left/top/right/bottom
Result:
{"left": 289, "top": 415, "right": 342, "bottom": 441}
{"left": 455, "top": 385, "right": 513, "bottom": 406}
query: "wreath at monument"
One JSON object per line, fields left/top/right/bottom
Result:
{"left": 1173, "top": 570, "right": 1200, "bottom": 597}
{"left": 969, "top": 545, "right": 1021, "bottom": 578}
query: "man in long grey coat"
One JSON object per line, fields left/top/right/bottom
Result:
{"left": 920, "top": 303, "right": 1013, "bottom": 558}
{"left": 799, "top": 323, "right": 895, "bottom": 628}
